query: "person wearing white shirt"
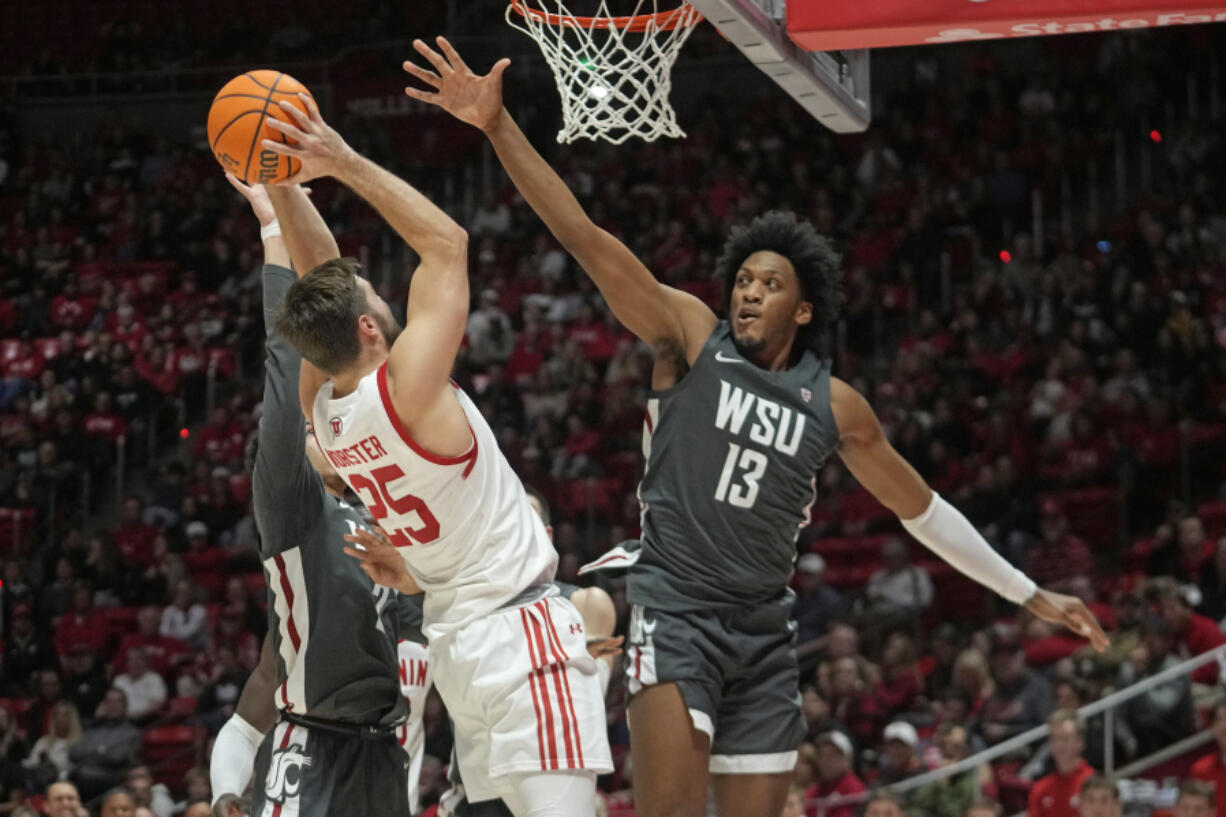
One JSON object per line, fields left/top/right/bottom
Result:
{"left": 159, "top": 579, "right": 208, "bottom": 651}
{"left": 111, "top": 648, "right": 167, "bottom": 722}
{"left": 865, "top": 537, "right": 934, "bottom": 616}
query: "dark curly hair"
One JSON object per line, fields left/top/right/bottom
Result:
{"left": 715, "top": 210, "right": 843, "bottom": 353}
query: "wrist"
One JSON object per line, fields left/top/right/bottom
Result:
{"left": 331, "top": 147, "right": 363, "bottom": 180}
{"left": 483, "top": 108, "right": 511, "bottom": 137}
{"left": 259, "top": 220, "right": 282, "bottom": 241}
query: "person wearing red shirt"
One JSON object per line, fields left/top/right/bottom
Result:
{"left": 192, "top": 406, "right": 243, "bottom": 463}
{"left": 113, "top": 496, "right": 157, "bottom": 567}
{"left": 53, "top": 583, "right": 108, "bottom": 661}
{"left": 82, "top": 392, "right": 127, "bottom": 443}
{"left": 181, "top": 521, "right": 226, "bottom": 597}
{"left": 1190, "top": 703, "right": 1226, "bottom": 817}
{"left": 805, "top": 731, "right": 865, "bottom": 817}
{"left": 1028, "top": 710, "right": 1096, "bottom": 817}
{"left": 1026, "top": 500, "right": 1095, "bottom": 590}
{"left": 114, "top": 606, "right": 191, "bottom": 677}
{"left": 1160, "top": 583, "right": 1226, "bottom": 685}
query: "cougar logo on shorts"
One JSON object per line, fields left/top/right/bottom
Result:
{"left": 265, "top": 742, "right": 312, "bottom": 803}
{"left": 330, "top": 416, "right": 343, "bottom": 436}
{"left": 628, "top": 605, "right": 656, "bottom": 645}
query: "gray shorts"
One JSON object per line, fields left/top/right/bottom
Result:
{"left": 625, "top": 594, "right": 804, "bottom": 774}
{"left": 249, "top": 718, "right": 409, "bottom": 817}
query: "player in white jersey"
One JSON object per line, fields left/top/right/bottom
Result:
{"left": 260, "top": 97, "right": 611, "bottom": 816}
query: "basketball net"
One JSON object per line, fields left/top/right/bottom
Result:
{"left": 506, "top": 0, "right": 703, "bottom": 144}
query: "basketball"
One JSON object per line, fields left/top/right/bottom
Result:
{"left": 206, "top": 70, "right": 314, "bottom": 184}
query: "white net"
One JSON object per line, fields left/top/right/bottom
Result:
{"left": 506, "top": 0, "right": 702, "bottom": 144}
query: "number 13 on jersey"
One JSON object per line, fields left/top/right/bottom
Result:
{"left": 714, "top": 442, "right": 767, "bottom": 509}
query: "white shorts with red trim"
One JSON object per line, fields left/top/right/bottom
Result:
{"left": 431, "top": 593, "right": 612, "bottom": 802}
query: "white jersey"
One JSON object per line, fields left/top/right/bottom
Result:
{"left": 312, "top": 362, "right": 557, "bottom": 641}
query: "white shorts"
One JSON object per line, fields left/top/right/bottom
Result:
{"left": 432, "top": 594, "right": 612, "bottom": 802}
{"left": 396, "top": 639, "right": 432, "bottom": 814}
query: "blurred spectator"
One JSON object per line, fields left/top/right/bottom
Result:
{"left": 180, "top": 521, "right": 225, "bottom": 598}
{"left": 1157, "top": 581, "right": 1225, "bottom": 685}
{"left": 181, "top": 803, "right": 211, "bottom": 817}
{"left": 781, "top": 785, "right": 805, "bottom": 817}
{"left": 966, "top": 806, "right": 1003, "bottom": 817}
{"left": 1151, "top": 515, "right": 1214, "bottom": 584}
{"left": 53, "top": 583, "right": 106, "bottom": 663}
{"left": 1025, "top": 500, "right": 1094, "bottom": 590}
{"left": 878, "top": 721, "right": 922, "bottom": 784}
{"left": 26, "top": 670, "right": 63, "bottom": 740}
{"left": 1076, "top": 777, "right": 1120, "bottom": 817}
{"left": 793, "top": 554, "right": 844, "bottom": 662}
{"left": 3, "top": 604, "right": 52, "bottom": 690}
{"left": 99, "top": 788, "right": 135, "bottom": 817}
{"left": 801, "top": 688, "right": 843, "bottom": 744}
{"left": 124, "top": 765, "right": 173, "bottom": 817}
{"left": 193, "top": 643, "right": 247, "bottom": 732}
{"left": 822, "top": 656, "right": 884, "bottom": 749}
{"left": 23, "top": 701, "right": 81, "bottom": 790}
{"left": 112, "top": 497, "right": 157, "bottom": 567}
{"left": 68, "top": 689, "right": 139, "bottom": 800}
{"left": 862, "top": 791, "right": 906, "bottom": 817}
{"left": 180, "top": 767, "right": 211, "bottom": 808}
{"left": 62, "top": 645, "right": 107, "bottom": 719}
{"left": 114, "top": 606, "right": 189, "bottom": 677}
{"left": 979, "top": 627, "right": 1052, "bottom": 745}
{"left": 804, "top": 731, "right": 863, "bottom": 817}
{"left": 1197, "top": 538, "right": 1226, "bottom": 626}
{"left": 1026, "top": 710, "right": 1095, "bottom": 817}
{"left": 876, "top": 632, "right": 922, "bottom": 717}
{"left": 909, "top": 723, "right": 995, "bottom": 817}
{"left": 467, "top": 289, "right": 515, "bottom": 369}
{"left": 1189, "top": 703, "right": 1226, "bottom": 817}
{"left": 159, "top": 579, "right": 207, "bottom": 650}
{"left": 468, "top": 192, "right": 511, "bottom": 238}
{"left": 44, "top": 781, "right": 84, "bottom": 817}
{"left": 110, "top": 648, "right": 166, "bottom": 723}
{"left": 1120, "top": 616, "right": 1196, "bottom": 756}
{"left": 1175, "top": 781, "right": 1215, "bottom": 817}
{"left": 862, "top": 539, "right": 933, "bottom": 629}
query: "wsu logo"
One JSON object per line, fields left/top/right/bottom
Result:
{"left": 265, "top": 742, "right": 312, "bottom": 803}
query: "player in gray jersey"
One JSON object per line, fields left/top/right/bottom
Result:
{"left": 405, "top": 37, "right": 1109, "bottom": 817}
{"left": 208, "top": 178, "right": 409, "bottom": 817}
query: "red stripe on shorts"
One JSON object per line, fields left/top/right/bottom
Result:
{"left": 520, "top": 608, "right": 548, "bottom": 771}
{"left": 270, "top": 723, "right": 295, "bottom": 817}
{"left": 528, "top": 612, "right": 561, "bottom": 769}
{"left": 541, "top": 601, "right": 584, "bottom": 767}
{"left": 536, "top": 603, "right": 576, "bottom": 768}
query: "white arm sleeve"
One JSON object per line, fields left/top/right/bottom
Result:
{"left": 900, "top": 492, "right": 1037, "bottom": 606}
{"left": 210, "top": 713, "right": 266, "bottom": 805}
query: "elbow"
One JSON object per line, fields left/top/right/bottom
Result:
{"left": 436, "top": 225, "right": 469, "bottom": 257}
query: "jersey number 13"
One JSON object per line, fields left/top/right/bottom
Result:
{"left": 714, "top": 442, "right": 767, "bottom": 509}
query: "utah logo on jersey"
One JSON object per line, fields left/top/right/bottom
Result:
{"left": 265, "top": 742, "right": 312, "bottom": 803}
{"left": 330, "top": 416, "right": 343, "bottom": 436}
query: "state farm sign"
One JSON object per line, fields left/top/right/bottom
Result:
{"left": 787, "top": 1, "right": 1226, "bottom": 50}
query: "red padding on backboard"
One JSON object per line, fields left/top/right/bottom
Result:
{"left": 787, "top": 1, "right": 1226, "bottom": 50}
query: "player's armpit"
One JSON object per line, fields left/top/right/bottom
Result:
{"left": 830, "top": 377, "right": 933, "bottom": 519}
{"left": 298, "top": 360, "right": 329, "bottom": 424}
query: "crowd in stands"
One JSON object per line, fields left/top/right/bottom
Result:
{"left": 2, "top": 3, "right": 1226, "bottom": 815}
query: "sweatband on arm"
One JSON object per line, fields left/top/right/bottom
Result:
{"left": 210, "top": 713, "right": 265, "bottom": 805}
{"left": 900, "top": 492, "right": 1037, "bottom": 606}
{"left": 260, "top": 220, "right": 282, "bottom": 242}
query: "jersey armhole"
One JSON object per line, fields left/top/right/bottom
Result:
{"left": 648, "top": 321, "right": 725, "bottom": 399}
{"left": 376, "top": 363, "right": 478, "bottom": 477}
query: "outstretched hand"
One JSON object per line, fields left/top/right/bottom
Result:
{"left": 1025, "top": 587, "right": 1110, "bottom": 652}
{"left": 403, "top": 36, "right": 510, "bottom": 134}
{"left": 225, "top": 173, "right": 276, "bottom": 227}
{"left": 213, "top": 793, "right": 250, "bottom": 817}
{"left": 260, "top": 93, "right": 355, "bottom": 184}
{"left": 344, "top": 525, "right": 421, "bottom": 595}
{"left": 586, "top": 635, "right": 624, "bottom": 660}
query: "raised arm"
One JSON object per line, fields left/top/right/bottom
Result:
{"left": 829, "top": 377, "right": 1110, "bottom": 651}
{"left": 404, "top": 37, "right": 716, "bottom": 364}
{"left": 263, "top": 184, "right": 340, "bottom": 419}
{"left": 262, "top": 95, "right": 470, "bottom": 434}
{"left": 226, "top": 175, "right": 326, "bottom": 528}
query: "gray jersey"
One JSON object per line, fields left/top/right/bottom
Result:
{"left": 629, "top": 322, "right": 840, "bottom": 611}
{"left": 254, "top": 265, "right": 408, "bottom": 726}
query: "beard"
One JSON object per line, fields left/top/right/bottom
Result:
{"left": 730, "top": 329, "right": 766, "bottom": 361}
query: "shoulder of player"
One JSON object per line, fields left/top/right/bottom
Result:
{"left": 828, "top": 377, "right": 876, "bottom": 440}
{"left": 660, "top": 286, "right": 718, "bottom": 362}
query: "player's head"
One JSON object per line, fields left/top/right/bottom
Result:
{"left": 716, "top": 210, "right": 842, "bottom": 364}
{"left": 277, "top": 258, "right": 402, "bottom": 376}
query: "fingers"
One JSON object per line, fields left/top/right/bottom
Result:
{"left": 225, "top": 171, "right": 251, "bottom": 195}
{"left": 273, "top": 100, "right": 311, "bottom": 133}
{"left": 403, "top": 60, "right": 441, "bottom": 89}
{"left": 260, "top": 136, "right": 302, "bottom": 157}
{"left": 404, "top": 86, "right": 439, "bottom": 105}
{"left": 413, "top": 38, "right": 452, "bottom": 75}
{"left": 490, "top": 57, "right": 512, "bottom": 79}
{"left": 299, "top": 92, "right": 322, "bottom": 123}
{"left": 435, "top": 36, "right": 469, "bottom": 72}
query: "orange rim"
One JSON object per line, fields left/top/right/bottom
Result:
{"left": 508, "top": 0, "right": 701, "bottom": 32}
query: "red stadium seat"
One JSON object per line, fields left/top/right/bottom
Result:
{"left": 142, "top": 724, "right": 204, "bottom": 789}
{"left": 34, "top": 337, "right": 60, "bottom": 360}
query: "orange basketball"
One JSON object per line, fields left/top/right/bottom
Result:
{"left": 207, "top": 70, "right": 315, "bottom": 184}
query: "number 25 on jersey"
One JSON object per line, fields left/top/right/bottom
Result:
{"left": 714, "top": 442, "right": 767, "bottom": 509}
{"left": 349, "top": 464, "right": 441, "bottom": 547}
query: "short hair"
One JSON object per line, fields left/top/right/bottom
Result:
{"left": 1080, "top": 776, "right": 1119, "bottom": 800}
{"left": 1048, "top": 708, "right": 1085, "bottom": 737}
{"left": 276, "top": 258, "right": 366, "bottom": 374}
{"left": 715, "top": 210, "right": 843, "bottom": 352}
{"left": 101, "top": 787, "right": 134, "bottom": 806}
{"left": 862, "top": 790, "right": 906, "bottom": 813}
{"left": 523, "top": 485, "right": 551, "bottom": 525}
{"left": 1179, "top": 779, "right": 1215, "bottom": 806}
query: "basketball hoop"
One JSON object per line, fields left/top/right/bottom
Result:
{"left": 506, "top": 0, "right": 703, "bottom": 144}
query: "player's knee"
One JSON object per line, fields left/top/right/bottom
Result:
{"left": 571, "top": 587, "right": 616, "bottom": 638}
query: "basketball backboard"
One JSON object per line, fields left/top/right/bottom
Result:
{"left": 685, "top": 0, "right": 871, "bottom": 133}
